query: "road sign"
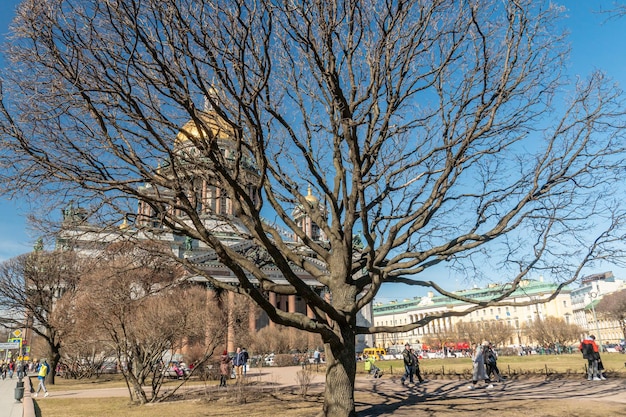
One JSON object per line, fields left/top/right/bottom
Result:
{"left": 0, "top": 342, "right": 20, "bottom": 349}
{"left": 12, "top": 330, "right": 21, "bottom": 338}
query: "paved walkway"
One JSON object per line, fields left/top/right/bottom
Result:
{"left": 8, "top": 367, "right": 626, "bottom": 417}
{"left": 0, "top": 375, "right": 25, "bottom": 417}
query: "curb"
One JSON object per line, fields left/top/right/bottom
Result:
{"left": 23, "top": 377, "right": 35, "bottom": 417}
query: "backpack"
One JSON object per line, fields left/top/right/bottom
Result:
{"left": 581, "top": 341, "right": 594, "bottom": 359}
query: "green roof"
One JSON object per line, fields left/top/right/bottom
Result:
{"left": 373, "top": 280, "right": 570, "bottom": 315}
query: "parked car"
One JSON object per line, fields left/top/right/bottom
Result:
{"left": 264, "top": 354, "right": 275, "bottom": 366}
{"left": 100, "top": 361, "right": 118, "bottom": 374}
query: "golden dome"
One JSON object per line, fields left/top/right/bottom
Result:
{"left": 305, "top": 186, "right": 319, "bottom": 204}
{"left": 175, "top": 111, "right": 233, "bottom": 145}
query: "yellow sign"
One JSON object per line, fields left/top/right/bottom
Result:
{"left": 12, "top": 330, "right": 21, "bottom": 338}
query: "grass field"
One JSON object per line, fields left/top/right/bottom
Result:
{"left": 34, "top": 353, "right": 626, "bottom": 417}
{"left": 367, "top": 352, "right": 626, "bottom": 378}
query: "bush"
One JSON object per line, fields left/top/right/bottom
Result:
{"left": 274, "top": 354, "right": 299, "bottom": 367}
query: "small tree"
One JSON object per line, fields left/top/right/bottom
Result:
{"left": 523, "top": 316, "right": 581, "bottom": 349}
{"left": 68, "top": 243, "right": 226, "bottom": 404}
{"left": 452, "top": 320, "right": 513, "bottom": 347}
{"left": 596, "top": 289, "right": 626, "bottom": 341}
{"left": 0, "top": 249, "right": 84, "bottom": 385}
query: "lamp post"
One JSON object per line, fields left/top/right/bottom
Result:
{"left": 588, "top": 291, "right": 603, "bottom": 352}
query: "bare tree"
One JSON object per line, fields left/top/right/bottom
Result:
{"left": 2, "top": 1, "right": 626, "bottom": 415}
{"left": 596, "top": 289, "right": 626, "bottom": 341}
{"left": 523, "top": 316, "right": 582, "bottom": 348}
{"left": 67, "top": 244, "right": 225, "bottom": 404}
{"left": 452, "top": 320, "right": 512, "bottom": 347}
{"left": 0, "top": 249, "right": 84, "bottom": 385}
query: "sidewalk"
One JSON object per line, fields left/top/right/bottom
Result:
{"left": 0, "top": 375, "right": 24, "bottom": 417}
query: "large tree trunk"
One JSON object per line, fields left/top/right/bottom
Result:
{"left": 322, "top": 332, "right": 357, "bottom": 417}
{"left": 47, "top": 343, "right": 62, "bottom": 385}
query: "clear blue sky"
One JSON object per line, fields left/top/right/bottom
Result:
{"left": 0, "top": 1, "right": 625, "bottom": 300}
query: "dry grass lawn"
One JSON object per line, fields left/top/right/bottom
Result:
{"left": 34, "top": 353, "right": 626, "bottom": 417}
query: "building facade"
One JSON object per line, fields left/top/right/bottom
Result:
{"left": 373, "top": 272, "right": 626, "bottom": 349}
{"left": 56, "top": 99, "right": 374, "bottom": 353}
{"left": 570, "top": 272, "right": 626, "bottom": 346}
{"left": 373, "top": 278, "right": 575, "bottom": 348}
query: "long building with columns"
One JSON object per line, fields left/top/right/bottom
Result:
{"left": 372, "top": 278, "right": 576, "bottom": 348}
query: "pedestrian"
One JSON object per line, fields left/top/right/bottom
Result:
{"left": 34, "top": 358, "right": 50, "bottom": 397}
{"left": 411, "top": 348, "right": 427, "bottom": 383}
{"left": 484, "top": 342, "right": 505, "bottom": 382}
{"left": 8, "top": 361, "right": 14, "bottom": 379}
{"left": 0, "top": 362, "right": 6, "bottom": 379}
{"left": 233, "top": 347, "right": 247, "bottom": 381}
{"left": 400, "top": 343, "right": 415, "bottom": 385}
{"left": 241, "top": 348, "right": 249, "bottom": 375}
{"left": 219, "top": 350, "right": 232, "bottom": 387}
{"left": 579, "top": 335, "right": 604, "bottom": 381}
{"left": 468, "top": 342, "right": 493, "bottom": 390}
{"left": 364, "top": 354, "right": 382, "bottom": 378}
{"left": 313, "top": 348, "right": 321, "bottom": 365}
{"left": 16, "top": 361, "right": 24, "bottom": 379}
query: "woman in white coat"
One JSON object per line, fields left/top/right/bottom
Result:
{"left": 468, "top": 341, "right": 493, "bottom": 390}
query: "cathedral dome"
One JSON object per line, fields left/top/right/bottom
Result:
{"left": 175, "top": 111, "right": 234, "bottom": 146}
{"left": 305, "top": 186, "right": 318, "bottom": 204}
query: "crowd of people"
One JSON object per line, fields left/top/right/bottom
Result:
{"left": 0, "top": 358, "right": 50, "bottom": 396}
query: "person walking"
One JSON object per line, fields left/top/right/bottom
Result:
{"left": 313, "top": 348, "right": 321, "bottom": 365}
{"left": 16, "top": 361, "right": 24, "bottom": 379}
{"left": 34, "top": 358, "right": 50, "bottom": 397}
{"left": 241, "top": 348, "right": 250, "bottom": 375}
{"left": 411, "top": 348, "right": 427, "bottom": 383}
{"left": 364, "top": 354, "right": 382, "bottom": 378}
{"left": 468, "top": 342, "right": 493, "bottom": 390}
{"left": 484, "top": 342, "right": 505, "bottom": 382}
{"left": 219, "top": 350, "right": 232, "bottom": 388}
{"left": 233, "top": 347, "right": 248, "bottom": 381}
{"left": 400, "top": 343, "right": 415, "bottom": 385}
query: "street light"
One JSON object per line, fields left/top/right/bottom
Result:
{"left": 588, "top": 291, "right": 603, "bottom": 352}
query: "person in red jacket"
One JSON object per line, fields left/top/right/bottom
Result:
{"left": 579, "top": 335, "right": 603, "bottom": 381}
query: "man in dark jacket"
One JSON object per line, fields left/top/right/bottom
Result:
{"left": 579, "top": 335, "right": 602, "bottom": 381}
{"left": 400, "top": 343, "right": 415, "bottom": 385}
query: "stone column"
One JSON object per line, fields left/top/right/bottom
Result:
{"left": 268, "top": 292, "right": 277, "bottom": 328}
{"left": 227, "top": 291, "right": 235, "bottom": 353}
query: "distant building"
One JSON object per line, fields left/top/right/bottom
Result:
{"left": 571, "top": 271, "right": 626, "bottom": 344}
{"left": 373, "top": 278, "right": 574, "bottom": 347}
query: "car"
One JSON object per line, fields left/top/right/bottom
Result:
{"left": 100, "top": 361, "right": 118, "bottom": 374}
{"left": 264, "top": 354, "right": 275, "bottom": 366}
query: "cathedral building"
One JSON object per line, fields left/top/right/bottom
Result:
{"left": 57, "top": 97, "right": 373, "bottom": 354}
